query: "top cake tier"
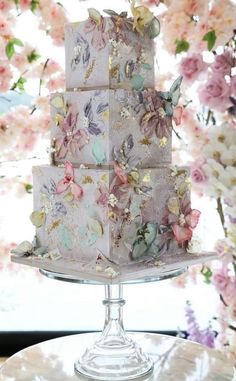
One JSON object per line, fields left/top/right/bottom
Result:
{"left": 65, "top": 14, "right": 155, "bottom": 90}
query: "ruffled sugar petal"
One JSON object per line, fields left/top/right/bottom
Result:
{"left": 55, "top": 137, "right": 68, "bottom": 159}
{"left": 172, "top": 223, "right": 193, "bottom": 244}
{"left": 30, "top": 210, "right": 46, "bottom": 228}
{"left": 64, "top": 160, "right": 74, "bottom": 180}
{"left": 70, "top": 182, "right": 83, "bottom": 199}
{"left": 56, "top": 178, "right": 70, "bottom": 194}
{"left": 84, "top": 18, "right": 96, "bottom": 33}
{"left": 185, "top": 209, "right": 201, "bottom": 229}
{"left": 74, "top": 129, "right": 90, "bottom": 150}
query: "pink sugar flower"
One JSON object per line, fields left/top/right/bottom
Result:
{"left": 55, "top": 106, "right": 89, "bottom": 159}
{"left": 95, "top": 182, "right": 109, "bottom": 206}
{"left": 56, "top": 161, "right": 83, "bottom": 200}
{"left": 198, "top": 75, "right": 231, "bottom": 112}
{"left": 47, "top": 74, "right": 65, "bottom": 91}
{"left": 168, "top": 193, "right": 201, "bottom": 244}
{"left": 179, "top": 53, "right": 207, "bottom": 82}
{"left": 0, "top": 61, "right": 12, "bottom": 91}
{"left": 212, "top": 51, "right": 233, "bottom": 76}
{"left": 84, "top": 16, "right": 108, "bottom": 51}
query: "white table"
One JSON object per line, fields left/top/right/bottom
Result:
{"left": 0, "top": 332, "right": 235, "bottom": 380}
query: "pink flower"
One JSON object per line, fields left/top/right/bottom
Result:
{"left": 179, "top": 53, "right": 207, "bottom": 82}
{"left": 56, "top": 161, "right": 83, "bottom": 200}
{"left": 43, "top": 59, "right": 61, "bottom": 77}
{"left": 84, "top": 17, "right": 108, "bottom": 50}
{"left": 198, "top": 76, "right": 231, "bottom": 112}
{"left": 215, "top": 239, "right": 234, "bottom": 265}
{"left": 0, "top": 0, "right": 12, "bottom": 13}
{"left": 0, "top": 60, "right": 12, "bottom": 92}
{"left": 230, "top": 76, "right": 236, "bottom": 97}
{"left": 140, "top": 90, "right": 172, "bottom": 139}
{"left": 191, "top": 160, "right": 206, "bottom": 184}
{"left": 168, "top": 193, "right": 201, "bottom": 244}
{"left": 11, "top": 53, "right": 28, "bottom": 71}
{"left": 46, "top": 74, "right": 65, "bottom": 91}
{"left": 0, "top": 15, "right": 11, "bottom": 36}
{"left": 212, "top": 267, "right": 230, "bottom": 294}
{"left": 212, "top": 51, "right": 233, "bottom": 76}
{"left": 95, "top": 182, "right": 109, "bottom": 206}
{"left": 19, "top": 0, "right": 31, "bottom": 11}
{"left": 55, "top": 106, "right": 89, "bottom": 159}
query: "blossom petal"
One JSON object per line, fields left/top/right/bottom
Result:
{"left": 173, "top": 106, "right": 183, "bottom": 125}
{"left": 172, "top": 223, "right": 192, "bottom": 244}
{"left": 70, "top": 182, "right": 83, "bottom": 199}
{"left": 185, "top": 209, "right": 201, "bottom": 229}
{"left": 74, "top": 129, "right": 90, "bottom": 150}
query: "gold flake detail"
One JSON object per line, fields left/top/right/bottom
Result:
{"left": 139, "top": 138, "right": 152, "bottom": 146}
{"left": 47, "top": 219, "right": 61, "bottom": 234}
{"left": 84, "top": 58, "right": 96, "bottom": 83}
{"left": 82, "top": 176, "right": 93, "bottom": 184}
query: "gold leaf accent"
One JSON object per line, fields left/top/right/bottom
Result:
{"left": 82, "top": 175, "right": 93, "bottom": 184}
{"left": 110, "top": 64, "right": 120, "bottom": 78}
{"left": 101, "top": 174, "right": 108, "bottom": 182}
{"left": 139, "top": 138, "right": 152, "bottom": 146}
{"left": 47, "top": 219, "right": 61, "bottom": 234}
{"left": 84, "top": 58, "right": 96, "bottom": 83}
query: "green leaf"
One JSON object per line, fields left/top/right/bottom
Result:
{"left": 175, "top": 39, "right": 190, "bottom": 54}
{"left": 201, "top": 266, "right": 212, "bottom": 284}
{"left": 12, "top": 76, "right": 27, "bottom": 92}
{"left": 30, "top": 0, "right": 39, "bottom": 12}
{"left": 202, "top": 30, "right": 216, "bottom": 51}
{"left": 27, "top": 50, "right": 41, "bottom": 63}
{"left": 25, "top": 184, "right": 33, "bottom": 193}
{"left": 5, "top": 38, "right": 24, "bottom": 60}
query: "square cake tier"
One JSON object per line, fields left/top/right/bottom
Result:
{"left": 50, "top": 89, "right": 171, "bottom": 167}
{"left": 65, "top": 17, "right": 154, "bottom": 90}
{"left": 11, "top": 163, "right": 216, "bottom": 283}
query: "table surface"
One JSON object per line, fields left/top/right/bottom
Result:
{"left": 0, "top": 332, "right": 235, "bottom": 381}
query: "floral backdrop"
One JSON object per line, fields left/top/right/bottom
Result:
{"left": 1, "top": 0, "right": 236, "bottom": 363}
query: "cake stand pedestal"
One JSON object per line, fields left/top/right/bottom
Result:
{"left": 40, "top": 267, "right": 185, "bottom": 380}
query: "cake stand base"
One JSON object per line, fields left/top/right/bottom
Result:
{"left": 74, "top": 286, "right": 153, "bottom": 380}
{"left": 40, "top": 268, "right": 186, "bottom": 380}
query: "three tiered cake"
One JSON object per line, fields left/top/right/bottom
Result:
{"left": 11, "top": 7, "right": 215, "bottom": 282}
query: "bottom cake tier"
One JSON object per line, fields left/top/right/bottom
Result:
{"left": 11, "top": 163, "right": 215, "bottom": 282}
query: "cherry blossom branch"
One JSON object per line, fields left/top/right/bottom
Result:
{"left": 216, "top": 197, "right": 228, "bottom": 238}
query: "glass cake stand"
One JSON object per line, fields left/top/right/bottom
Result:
{"left": 40, "top": 267, "right": 186, "bottom": 381}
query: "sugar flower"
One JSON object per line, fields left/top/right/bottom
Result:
{"left": 198, "top": 76, "right": 230, "bottom": 112}
{"left": 131, "top": 0, "right": 154, "bottom": 35}
{"left": 56, "top": 161, "right": 83, "bottom": 200}
{"left": 168, "top": 193, "right": 201, "bottom": 244}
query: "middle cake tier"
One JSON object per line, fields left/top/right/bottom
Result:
{"left": 50, "top": 89, "right": 172, "bottom": 167}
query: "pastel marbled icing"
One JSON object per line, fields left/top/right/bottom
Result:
{"left": 50, "top": 89, "right": 171, "bottom": 167}
{"left": 31, "top": 164, "right": 191, "bottom": 270}
{"left": 65, "top": 17, "right": 154, "bottom": 90}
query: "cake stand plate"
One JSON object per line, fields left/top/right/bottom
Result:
{"left": 0, "top": 333, "right": 235, "bottom": 381}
